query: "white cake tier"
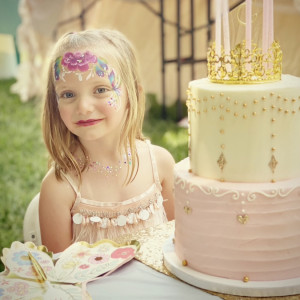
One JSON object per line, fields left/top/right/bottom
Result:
{"left": 187, "top": 74, "right": 300, "bottom": 182}
{"left": 174, "top": 158, "right": 300, "bottom": 282}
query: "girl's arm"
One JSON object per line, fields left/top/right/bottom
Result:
{"left": 154, "top": 145, "right": 175, "bottom": 221}
{"left": 39, "top": 169, "right": 75, "bottom": 253}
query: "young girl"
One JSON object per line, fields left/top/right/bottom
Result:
{"left": 39, "top": 29, "right": 175, "bottom": 253}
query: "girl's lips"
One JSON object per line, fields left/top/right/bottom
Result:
{"left": 76, "top": 119, "right": 102, "bottom": 127}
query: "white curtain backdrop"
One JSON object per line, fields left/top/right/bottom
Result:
{"left": 11, "top": 0, "right": 300, "bottom": 103}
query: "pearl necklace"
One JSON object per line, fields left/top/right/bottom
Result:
{"left": 77, "top": 153, "right": 132, "bottom": 177}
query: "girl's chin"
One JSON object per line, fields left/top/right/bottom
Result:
{"left": 77, "top": 134, "right": 113, "bottom": 143}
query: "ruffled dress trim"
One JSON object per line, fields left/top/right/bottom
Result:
{"left": 63, "top": 140, "right": 167, "bottom": 244}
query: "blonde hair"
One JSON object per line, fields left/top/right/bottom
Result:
{"left": 42, "top": 29, "right": 145, "bottom": 184}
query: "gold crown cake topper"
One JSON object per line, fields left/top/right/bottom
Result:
{"left": 208, "top": 0, "right": 282, "bottom": 84}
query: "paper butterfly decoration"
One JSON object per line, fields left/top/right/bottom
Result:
{"left": 0, "top": 239, "right": 140, "bottom": 299}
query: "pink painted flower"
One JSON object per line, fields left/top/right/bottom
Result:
{"left": 79, "top": 264, "right": 90, "bottom": 269}
{"left": 26, "top": 269, "right": 37, "bottom": 276}
{"left": 111, "top": 247, "right": 135, "bottom": 259}
{"left": 88, "top": 253, "right": 110, "bottom": 264}
{"left": 74, "top": 251, "right": 90, "bottom": 258}
{"left": 43, "top": 266, "right": 54, "bottom": 272}
{"left": 14, "top": 282, "right": 29, "bottom": 296}
{"left": 7, "top": 282, "right": 29, "bottom": 297}
{"left": 62, "top": 51, "right": 97, "bottom": 72}
{"left": 40, "top": 259, "right": 51, "bottom": 265}
{"left": 1, "top": 279, "right": 9, "bottom": 286}
{"left": 14, "top": 267, "right": 23, "bottom": 273}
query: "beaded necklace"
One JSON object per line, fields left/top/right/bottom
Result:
{"left": 77, "top": 152, "right": 132, "bottom": 177}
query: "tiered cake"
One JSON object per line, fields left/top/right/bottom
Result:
{"left": 164, "top": 1, "right": 300, "bottom": 297}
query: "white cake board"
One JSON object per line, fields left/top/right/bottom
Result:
{"left": 163, "top": 238, "right": 300, "bottom": 297}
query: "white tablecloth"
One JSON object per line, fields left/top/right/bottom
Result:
{"left": 87, "top": 259, "right": 221, "bottom": 300}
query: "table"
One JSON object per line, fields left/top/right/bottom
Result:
{"left": 88, "top": 259, "right": 221, "bottom": 299}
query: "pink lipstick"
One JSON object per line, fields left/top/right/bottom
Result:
{"left": 76, "top": 119, "right": 102, "bottom": 127}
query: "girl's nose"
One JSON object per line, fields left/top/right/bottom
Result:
{"left": 76, "top": 96, "right": 94, "bottom": 115}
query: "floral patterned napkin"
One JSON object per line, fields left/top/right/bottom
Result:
{"left": 0, "top": 239, "right": 140, "bottom": 299}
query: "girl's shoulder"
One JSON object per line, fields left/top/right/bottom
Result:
{"left": 152, "top": 144, "right": 174, "bottom": 164}
{"left": 148, "top": 142, "right": 175, "bottom": 177}
{"left": 137, "top": 140, "right": 174, "bottom": 165}
{"left": 40, "top": 168, "right": 76, "bottom": 208}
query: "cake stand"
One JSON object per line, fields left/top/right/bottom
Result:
{"left": 163, "top": 237, "right": 300, "bottom": 297}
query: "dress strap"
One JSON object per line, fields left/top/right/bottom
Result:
{"left": 61, "top": 172, "right": 82, "bottom": 211}
{"left": 61, "top": 172, "right": 81, "bottom": 198}
{"left": 146, "top": 140, "right": 162, "bottom": 191}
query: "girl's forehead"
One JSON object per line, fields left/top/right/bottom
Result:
{"left": 53, "top": 49, "right": 119, "bottom": 83}
{"left": 54, "top": 71, "right": 109, "bottom": 89}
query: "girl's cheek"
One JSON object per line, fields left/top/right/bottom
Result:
{"left": 101, "top": 101, "right": 119, "bottom": 116}
{"left": 103, "top": 90, "right": 124, "bottom": 113}
{"left": 106, "top": 86, "right": 123, "bottom": 111}
{"left": 58, "top": 106, "right": 72, "bottom": 124}
{"left": 106, "top": 95, "right": 119, "bottom": 110}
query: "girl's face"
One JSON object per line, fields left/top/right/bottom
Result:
{"left": 54, "top": 51, "right": 127, "bottom": 143}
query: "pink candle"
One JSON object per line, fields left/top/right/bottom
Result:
{"left": 246, "top": 0, "right": 252, "bottom": 51}
{"left": 215, "top": 0, "right": 222, "bottom": 57}
{"left": 222, "top": 0, "right": 230, "bottom": 55}
{"left": 269, "top": 0, "right": 274, "bottom": 46}
{"left": 268, "top": 0, "right": 274, "bottom": 70}
{"left": 262, "top": 0, "right": 274, "bottom": 54}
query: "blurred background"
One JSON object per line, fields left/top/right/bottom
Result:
{"left": 0, "top": 0, "right": 299, "bottom": 268}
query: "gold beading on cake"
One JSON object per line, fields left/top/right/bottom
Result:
{"left": 217, "top": 152, "right": 227, "bottom": 171}
{"left": 207, "top": 40, "right": 282, "bottom": 84}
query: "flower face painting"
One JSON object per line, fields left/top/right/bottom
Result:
{"left": 54, "top": 51, "right": 121, "bottom": 111}
{"left": 61, "top": 51, "right": 98, "bottom": 72}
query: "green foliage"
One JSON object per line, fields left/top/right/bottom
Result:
{"left": 143, "top": 118, "right": 188, "bottom": 163}
{"left": 0, "top": 79, "right": 48, "bottom": 271}
{"left": 144, "top": 94, "right": 188, "bottom": 162}
{"left": 145, "top": 93, "right": 188, "bottom": 122}
{"left": 0, "top": 82, "right": 188, "bottom": 272}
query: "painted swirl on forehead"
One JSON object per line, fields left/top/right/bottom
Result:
{"left": 54, "top": 51, "right": 121, "bottom": 110}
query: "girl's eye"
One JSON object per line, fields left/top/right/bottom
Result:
{"left": 62, "top": 91, "right": 74, "bottom": 98}
{"left": 95, "top": 87, "right": 108, "bottom": 94}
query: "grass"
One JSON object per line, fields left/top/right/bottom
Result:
{"left": 0, "top": 79, "right": 48, "bottom": 271}
{"left": 0, "top": 79, "right": 188, "bottom": 271}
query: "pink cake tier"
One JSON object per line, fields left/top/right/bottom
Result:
{"left": 174, "top": 158, "right": 300, "bottom": 282}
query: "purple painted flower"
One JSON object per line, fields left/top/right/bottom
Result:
{"left": 62, "top": 51, "right": 97, "bottom": 72}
